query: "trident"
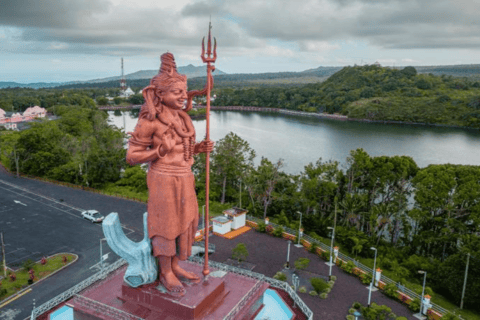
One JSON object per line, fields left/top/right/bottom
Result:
{"left": 201, "top": 21, "right": 216, "bottom": 277}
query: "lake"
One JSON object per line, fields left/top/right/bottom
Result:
{"left": 108, "top": 110, "right": 480, "bottom": 175}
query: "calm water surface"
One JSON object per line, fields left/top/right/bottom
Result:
{"left": 108, "top": 110, "right": 480, "bottom": 175}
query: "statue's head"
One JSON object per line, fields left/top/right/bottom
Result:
{"left": 141, "top": 53, "right": 190, "bottom": 120}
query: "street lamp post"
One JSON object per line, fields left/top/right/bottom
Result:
{"left": 292, "top": 273, "right": 300, "bottom": 307}
{"left": 295, "top": 211, "right": 303, "bottom": 247}
{"left": 368, "top": 247, "right": 377, "bottom": 307}
{"left": 328, "top": 226, "right": 335, "bottom": 276}
{"left": 418, "top": 270, "right": 427, "bottom": 316}
{"left": 100, "top": 238, "right": 108, "bottom": 275}
{"left": 286, "top": 240, "right": 291, "bottom": 269}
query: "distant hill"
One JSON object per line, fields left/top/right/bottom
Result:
{"left": 5, "top": 63, "right": 480, "bottom": 90}
{"left": 0, "top": 64, "right": 226, "bottom": 89}
{"left": 0, "top": 81, "right": 78, "bottom": 89}
{"left": 85, "top": 64, "right": 227, "bottom": 84}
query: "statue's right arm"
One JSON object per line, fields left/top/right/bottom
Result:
{"left": 126, "top": 119, "right": 158, "bottom": 166}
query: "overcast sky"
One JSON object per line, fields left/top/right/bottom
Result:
{"left": 1, "top": 0, "right": 479, "bottom": 83}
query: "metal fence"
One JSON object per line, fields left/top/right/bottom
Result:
{"left": 73, "top": 294, "right": 142, "bottom": 320}
{"left": 188, "top": 255, "right": 314, "bottom": 320}
{"left": 224, "top": 279, "right": 265, "bottom": 320}
{"left": 30, "top": 258, "right": 126, "bottom": 320}
{"left": 246, "top": 215, "right": 450, "bottom": 316}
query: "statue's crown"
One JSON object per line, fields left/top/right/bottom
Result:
{"left": 159, "top": 53, "right": 178, "bottom": 75}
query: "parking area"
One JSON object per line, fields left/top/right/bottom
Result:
{"left": 0, "top": 177, "right": 139, "bottom": 271}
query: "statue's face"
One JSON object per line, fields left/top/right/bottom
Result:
{"left": 160, "top": 81, "right": 187, "bottom": 110}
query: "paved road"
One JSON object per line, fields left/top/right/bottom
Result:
{"left": 0, "top": 171, "right": 146, "bottom": 320}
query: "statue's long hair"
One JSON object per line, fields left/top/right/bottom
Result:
{"left": 139, "top": 53, "right": 192, "bottom": 121}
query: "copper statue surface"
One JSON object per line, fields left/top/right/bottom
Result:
{"left": 126, "top": 53, "right": 213, "bottom": 296}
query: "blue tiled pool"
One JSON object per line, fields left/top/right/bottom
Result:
{"left": 49, "top": 305, "right": 74, "bottom": 320}
{"left": 255, "top": 288, "right": 294, "bottom": 320}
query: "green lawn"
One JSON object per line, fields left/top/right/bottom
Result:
{"left": 0, "top": 254, "right": 76, "bottom": 302}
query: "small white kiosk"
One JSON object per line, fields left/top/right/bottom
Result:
{"left": 211, "top": 216, "right": 232, "bottom": 235}
{"left": 223, "top": 207, "right": 248, "bottom": 230}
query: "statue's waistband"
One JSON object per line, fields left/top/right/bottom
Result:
{"left": 149, "top": 163, "right": 192, "bottom": 175}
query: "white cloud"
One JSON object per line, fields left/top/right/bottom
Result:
{"left": 48, "top": 43, "right": 68, "bottom": 50}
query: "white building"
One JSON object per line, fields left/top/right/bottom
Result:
{"left": 211, "top": 216, "right": 232, "bottom": 235}
{"left": 223, "top": 207, "right": 247, "bottom": 230}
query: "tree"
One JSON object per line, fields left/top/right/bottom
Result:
{"left": 350, "top": 236, "right": 367, "bottom": 259}
{"left": 232, "top": 243, "right": 249, "bottom": 263}
{"left": 246, "top": 157, "right": 284, "bottom": 219}
{"left": 96, "top": 96, "right": 108, "bottom": 105}
{"left": 211, "top": 132, "right": 256, "bottom": 204}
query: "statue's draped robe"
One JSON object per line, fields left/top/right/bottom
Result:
{"left": 128, "top": 110, "right": 198, "bottom": 260}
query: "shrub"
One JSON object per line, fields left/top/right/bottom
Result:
{"left": 40, "top": 257, "right": 47, "bottom": 265}
{"left": 408, "top": 298, "right": 421, "bottom": 312}
{"left": 273, "top": 272, "right": 287, "bottom": 282}
{"left": 309, "top": 290, "right": 318, "bottom": 296}
{"left": 338, "top": 259, "right": 344, "bottom": 268}
{"left": 346, "top": 315, "right": 354, "bottom": 320}
{"left": 328, "top": 280, "right": 335, "bottom": 287}
{"left": 272, "top": 226, "right": 284, "bottom": 238}
{"left": 232, "top": 243, "right": 249, "bottom": 263}
{"left": 361, "top": 303, "right": 393, "bottom": 320}
{"left": 22, "top": 259, "right": 36, "bottom": 272}
{"left": 352, "top": 301, "right": 362, "bottom": 309}
{"left": 320, "top": 293, "right": 328, "bottom": 299}
{"left": 0, "top": 287, "right": 7, "bottom": 298}
{"left": 349, "top": 308, "right": 356, "bottom": 314}
{"left": 9, "top": 272, "right": 16, "bottom": 282}
{"left": 330, "top": 275, "right": 337, "bottom": 281}
{"left": 321, "top": 250, "right": 331, "bottom": 261}
{"left": 257, "top": 222, "right": 266, "bottom": 232}
{"left": 360, "top": 272, "right": 372, "bottom": 285}
{"left": 396, "top": 317, "right": 407, "bottom": 320}
{"left": 294, "top": 258, "right": 310, "bottom": 270}
{"left": 324, "top": 287, "right": 331, "bottom": 293}
{"left": 344, "top": 260, "right": 356, "bottom": 274}
{"left": 265, "top": 225, "right": 274, "bottom": 234}
{"left": 383, "top": 283, "right": 398, "bottom": 298}
{"left": 298, "top": 286, "right": 307, "bottom": 293}
{"left": 309, "top": 241, "right": 319, "bottom": 254}
{"left": 311, "top": 277, "right": 329, "bottom": 293}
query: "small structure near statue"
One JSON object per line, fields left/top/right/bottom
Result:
{"left": 212, "top": 207, "right": 248, "bottom": 235}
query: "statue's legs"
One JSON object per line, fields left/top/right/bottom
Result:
{"left": 157, "top": 255, "right": 185, "bottom": 293}
{"left": 172, "top": 255, "right": 200, "bottom": 281}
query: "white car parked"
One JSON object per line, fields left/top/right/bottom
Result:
{"left": 81, "top": 210, "right": 105, "bottom": 223}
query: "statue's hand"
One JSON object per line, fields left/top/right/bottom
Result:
{"left": 158, "top": 125, "right": 176, "bottom": 157}
{"left": 195, "top": 139, "right": 215, "bottom": 154}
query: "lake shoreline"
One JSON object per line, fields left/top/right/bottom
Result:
{"left": 204, "top": 105, "right": 479, "bottom": 131}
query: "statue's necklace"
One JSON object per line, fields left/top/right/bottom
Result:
{"left": 157, "top": 107, "right": 195, "bottom": 161}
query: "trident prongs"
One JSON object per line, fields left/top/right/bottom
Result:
{"left": 213, "top": 37, "right": 217, "bottom": 60}
{"left": 201, "top": 21, "right": 216, "bottom": 63}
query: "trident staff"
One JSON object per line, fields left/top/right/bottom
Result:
{"left": 201, "top": 21, "right": 217, "bottom": 277}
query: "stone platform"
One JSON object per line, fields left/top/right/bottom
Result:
{"left": 68, "top": 260, "right": 269, "bottom": 320}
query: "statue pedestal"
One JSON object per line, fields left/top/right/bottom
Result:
{"left": 69, "top": 260, "right": 269, "bottom": 320}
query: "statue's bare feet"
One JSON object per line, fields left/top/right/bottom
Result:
{"left": 172, "top": 264, "right": 201, "bottom": 283}
{"left": 160, "top": 271, "right": 185, "bottom": 296}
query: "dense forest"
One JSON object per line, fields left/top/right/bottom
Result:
{"left": 211, "top": 65, "right": 480, "bottom": 128}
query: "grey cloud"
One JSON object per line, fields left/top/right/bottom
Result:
{"left": 2, "top": 0, "right": 480, "bottom": 57}
{"left": 0, "top": 0, "right": 111, "bottom": 29}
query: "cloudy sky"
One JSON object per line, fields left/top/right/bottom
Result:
{"left": 1, "top": 0, "right": 479, "bottom": 83}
